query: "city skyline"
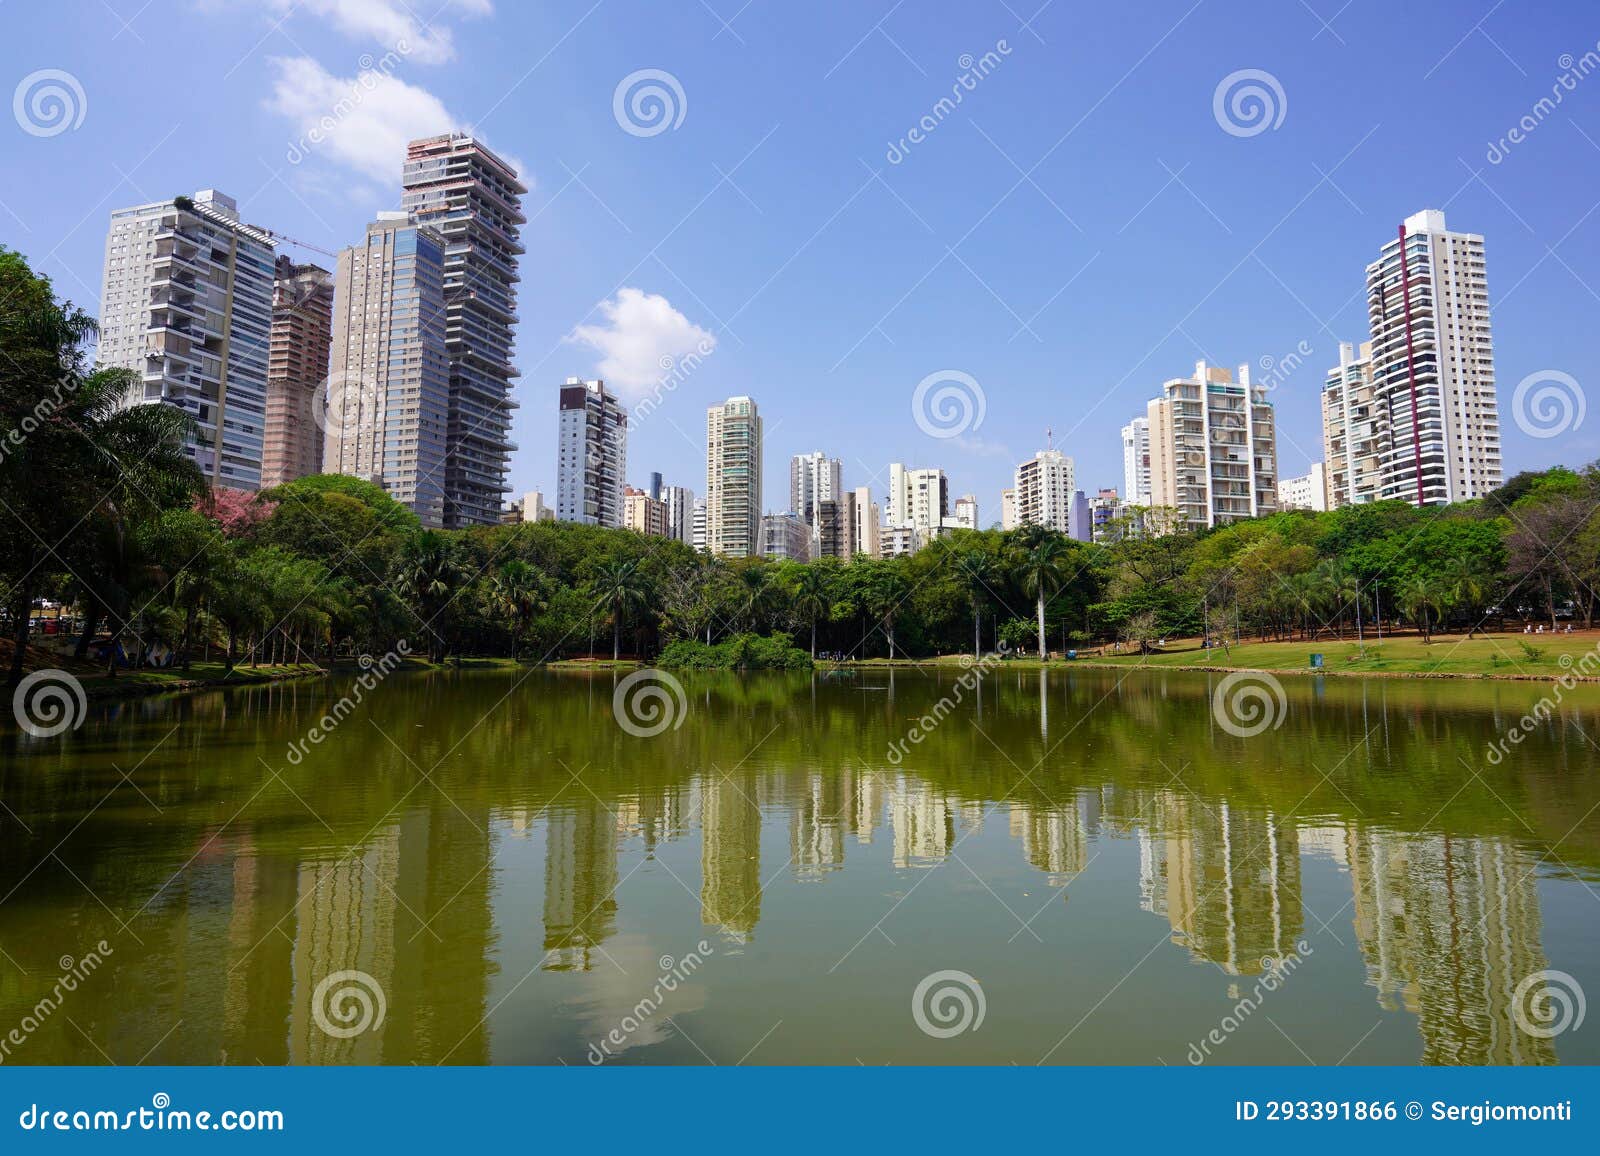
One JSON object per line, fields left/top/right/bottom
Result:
{"left": 8, "top": 2, "right": 1594, "bottom": 537}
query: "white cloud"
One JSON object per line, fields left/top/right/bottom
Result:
{"left": 567, "top": 289, "right": 718, "bottom": 394}
{"left": 257, "top": 0, "right": 492, "bottom": 65}
{"left": 268, "top": 56, "right": 458, "bottom": 183}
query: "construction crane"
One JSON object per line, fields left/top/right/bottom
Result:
{"left": 262, "top": 228, "right": 339, "bottom": 259}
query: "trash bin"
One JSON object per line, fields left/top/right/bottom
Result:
{"left": 1310, "top": 653, "right": 1324, "bottom": 668}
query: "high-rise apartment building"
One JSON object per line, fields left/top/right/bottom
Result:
{"left": 556, "top": 378, "right": 626, "bottom": 527}
{"left": 759, "top": 513, "right": 811, "bottom": 561}
{"left": 852, "top": 485, "right": 880, "bottom": 558}
{"left": 789, "top": 451, "right": 843, "bottom": 524}
{"left": 706, "top": 397, "right": 763, "bottom": 557}
{"left": 951, "top": 494, "right": 979, "bottom": 531}
{"left": 262, "top": 256, "right": 333, "bottom": 489}
{"left": 662, "top": 484, "right": 695, "bottom": 545}
{"left": 623, "top": 485, "right": 669, "bottom": 536}
{"left": 1013, "top": 450, "right": 1076, "bottom": 532}
{"left": 1279, "top": 463, "right": 1329, "bottom": 512}
{"left": 1145, "top": 360, "right": 1278, "bottom": 531}
{"left": 691, "top": 497, "right": 707, "bottom": 551}
{"left": 1121, "top": 416, "right": 1151, "bottom": 505}
{"left": 815, "top": 494, "right": 855, "bottom": 559}
{"left": 324, "top": 213, "right": 451, "bottom": 525}
{"left": 1000, "top": 488, "right": 1017, "bottom": 530}
{"left": 885, "top": 464, "right": 947, "bottom": 543}
{"left": 98, "top": 189, "right": 276, "bottom": 490}
{"left": 401, "top": 134, "right": 526, "bottom": 527}
{"left": 1322, "top": 341, "right": 1382, "bottom": 509}
{"left": 1363, "top": 209, "right": 1502, "bottom": 505}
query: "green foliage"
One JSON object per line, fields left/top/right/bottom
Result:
{"left": 658, "top": 632, "right": 812, "bottom": 669}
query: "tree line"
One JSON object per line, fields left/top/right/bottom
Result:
{"left": 4, "top": 245, "right": 1595, "bottom": 683}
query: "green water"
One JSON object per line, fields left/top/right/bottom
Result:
{"left": 1, "top": 666, "right": 1597, "bottom": 1066}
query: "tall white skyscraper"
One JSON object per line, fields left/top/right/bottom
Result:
{"left": 1013, "top": 449, "right": 1076, "bottom": 532}
{"left": 557, "top": 378, "right": 626, "bottom": 527}
{"left": 402, "top": 134, "right": 526, "bottom": 528}
{"left": 1364, "top": 209, "right": 1503, "bottom": 505}
{"left": 1322, "top": 341, "right": 1381, "bottom": 508}
{"left": 1146, "top": 360, "right": 1278, "bottom": 531}
{"left": 324, "top": 213, "right": 451, "bottom": 526}
{"left": 852, "top": 485, "right": 880, "bottom": 558}
{"left": 1121, "top": 416, "right": 1151, "bottom": 506}
{"left": 885, "top": 463, "right": 947, "bottom": 543}
{"left": 706, "top": 396, "right": 762, "bottom": 557}
{"left": 662, "top": 484, "right": 695, "bottom": 545}
{"left": 789, "top": 451, "right": 843, "bottom": 524}
{"left": 97, "top": 189, "right": 275, "bottom": 490}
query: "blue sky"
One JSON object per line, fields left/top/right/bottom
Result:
{"left": 4, "top": 0, "right": 1599, "bottom": 521}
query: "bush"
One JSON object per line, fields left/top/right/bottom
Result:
{"left": 657, "top": 632, "right": 812, "bottom": 670}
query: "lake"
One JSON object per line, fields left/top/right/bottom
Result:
{"left": 1, "top": 665, "right": 1597, "bottom": 1066}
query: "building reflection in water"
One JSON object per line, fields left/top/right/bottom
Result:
{"left": 701, "top": 774, "right": 762, "bottom": 941}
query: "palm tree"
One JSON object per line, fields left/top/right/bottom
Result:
{"left": 490, "top": 560, "right": 546, "bottom": 659}
{"left": 790, "top": 567, "right": 832, "bottom": 659}
{"left": 957, "top": 550, "right": 1000, "bottom": 660}
{"left": 1329, "top": 562, "right": 1365, "bottom": 645}
{"left": 1013, "top": 529, "right": 1072, "bottom": 660}
{"left": 1398, "top": 573, "right": 1440, "bottom": 643}
{"left": 591, "top": 558, "right": 650, "bottom": 661}
{"left": 864, "top": 566, "right": 910, "bottom": 660}
{"left": 395, "top": 531, "right": 466, "bottom": 662}
{"left": 1442, "top": 555, "right": 1489, "bottom": 637}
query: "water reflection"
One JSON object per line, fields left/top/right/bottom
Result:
{"left": 0, "top": 667, "right": 1594, "bottom": 1065}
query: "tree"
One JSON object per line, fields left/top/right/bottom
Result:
{"left": 1397, "top": 573, "right": 1441, "bottom": 642}
{"left": 395, "top": 531, "right": 467, "bottom": 661}
{"left": 1013, "top": 528, "right": 1073, "bottom": 660}
{"left": 489, "top": 559, "right": 546, "bottom": 659}
{"left": 590, "top": 557, "right": 650, "bottom": 661}
{"left": 789, "top": 566, "right": 832, "bottom": 659}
